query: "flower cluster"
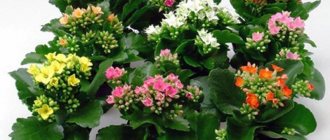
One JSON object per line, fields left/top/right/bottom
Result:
{"left": 106, "top": 72, "right": 202, "bottom": 119}
{"left": 32, "top": 95, "right": 59, "bottom": 122}
{"left": 58, "top": 5, "right": 124, "bottom": 55}
{"left": 276, "top": 48, "right": 301, "bottom": 61}
{"left": 105, "top": 66, "right": 127, "bottom": 85}
{"left": 146, "top": 0, "right": 237, "bottom": 40}
{"left": 215, "top": 129, "right": 227, "bottom": 140}
{"left": 245, "top": 31, "right": 271, "bottom": 52}
{"left": 292, "top": 80, "right": 314, "bottom": 97}
{"left": 28, "top": 53, "right": 92, "bottom": 119}
{"left": 155, "top": 49, "right": 180, "bottom": 67}
{"left": 195, "top": 29, "right": 220, "bottom": 54}
{"left": 235, "top": 63, "right": 292, "bottom": 119}
{"left": 268, "top": 11, "right": 305, "bottom": 47}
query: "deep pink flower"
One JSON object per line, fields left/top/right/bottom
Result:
{"left": 269, "top": 24, "right": 281, "bottom": 35}
{"left": 164, "top": 0, "right": 175, "bottom": 7}
{"left": 165, "top": 86, "right": 178, "bottom": 98}
{"left": 155, "top": 92, "right": 165, "bottom": 101}
{"left": 112, "top": 86, "right": 124, "bottom": 98}
{"left": 286, "top": 52, "right": 300, "bottom": 60}
{"left": 142, "top": 97, "right": 153, "bottom": 107}
{"left": 105, "top": 67, "right": 125, "bottom": 80}
{"left": 167, "top": 73, "right": 179, "bottom": 82}
{"left": 252, "top": 32, "right": 264, "bottom": 42}
{"left": 106, "top": 95, "right": 115, "bottom": 104}
{"left": 153, "top": 78, "right": 169, "bottom": 92}
{"left": 144, "top": 77, "right": 155, "bottom": 87}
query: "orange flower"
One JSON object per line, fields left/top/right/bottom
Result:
{"left": 91, "top": 6, "right": 103, "bottom": 15}
{"left": 108, "top": 14, "right": 116, "bottom": 22}
{"left": 282, "top": 86, "right": 293, "bottom": 98}
{"left": 246, "top": 93, "right": 259, "bottom": 109}
{"left": 259, "top": 69, "right": 273, "bottom": 79}
{"left": 266, "top": 92, "right": 275, "bottom": 101}
{"left": 59, "top": 14, "right": 69, "bottom": 25}
{"left": 72, "top": 8, "right": 85, "bottom": 18}
{"left": 271, "top": 64, "right": 284, "bottom": 72}
{"left": 58, "top": 38, "right": 68, "bottom": 47}
{"left": 235, "top": 77, "right": 244, "bottom": 87}
{"left": 241, "top": 63, "right": 257, "bottom": 74}
{"left": 307, "top": 83, "right": 314, "bottom": 91}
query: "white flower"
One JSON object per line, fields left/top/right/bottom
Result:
{"left": 205, "top": 9, "right": 219, "bottom": 22}
{"left": 162, "top": 12, "right": 185, "bottom": 28}
{"left": 145, "top": 25, "right": 161, "bottom": 35}
{"left": 186, "top": 0, "right": 204, "bottom": 13}
{"left": 197, "top": 29, "right": 219, "bottom": 48}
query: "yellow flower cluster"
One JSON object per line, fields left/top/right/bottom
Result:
{"left": 28, "top": 53, "right": 92, "bottom": 89}
{"left": 32, "top": 95, "right": 59, "bottom": 122}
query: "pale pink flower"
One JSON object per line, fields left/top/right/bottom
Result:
{"left": 142, "top": 97, "right": 153, "bottom": 107}
{"left": 153, "top": 78, "right": 169, "bottom": 92}
{"left": 134, "top": 86, "right": 148, "bottom": 95}
{"left": 155, "top": 92, "right": 165, "bottom": 101}
{"left": 286, "top": 52, "right": 300, "bottom": 60}
{"left": 164, "top": 0, "right": 175, "bottom": 7}
{"left": 289, "top": 17, "right": 305, "bottom": 30}
{"left": 185, "top": 93, "right": 193, "bottom": 99}
{"left": 144, "top": 77, "right": 155, "bottom": 87}
{"left": 105, "top": 67, "right": 125, "bottom": 80}
{"left": 175, "top": 81, "right": 184, "bottom": 89}
{"left": 167, "top": 73, "right": 179, "bottom": 82}
{"left": 112, "top": 86, "right": 124, "bottom": 98}
{"left": 160, "top": 49, "right": 171, "bottom": 57}
{"left": 106, "top": 95, "right": 115, "bottom": 104}
{"left": 252, "top": 32, "right": 264, "bottom": 42}
{"left": 269, "top": 25, "right": 281, "bottom": 35}
{"left": 165, "top": 86, "right": 178, "bottom": 98}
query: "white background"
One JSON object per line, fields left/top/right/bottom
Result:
{"left": 0, "top": 0, "right": 329, "bottom": 139}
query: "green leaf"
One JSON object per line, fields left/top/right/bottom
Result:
{"left": 213, "top": 30, "right": 244, "bottom": 44}
{"left": 227, "top": 117, "right": 260, "bottom": 140}
{"left": 67, "top": 100, "right": 103, "bottom": 128}
{"left": 164, "top": 117, "right": 190, "bottom": 132}
{"left": 256, "top": 100, "right": 294, "bottom": 123}
{"left": 10, "top": 117, "right": 64, "bottom": 140}
{"left": 175, "top": 40, "right": 194, "bottom": 54}
{"left": 123, "top": 112, "right": 165, "bottom": 134}
{"left": 97, "top": 125, "right": 135, "bottom": 140}
{"left": 129, "top": 62, "right": 159, "bottom": 85}
{"left": 272, "top": 60, "right": 304, "bottom": 84}
{"left": 64, "top": 125, "right": 89, "bottom": 140}
{"left": 208, "top": 69, "right": 245, "bottom": 114}
{"left": 82, "top": 59, "right": 113, "bottom": 95}
{"left": 230, "top": 0, "right": 255, "bottom": 19}
{"left": 187, "top": 111, "right": 220, "bottom": 140}
{"left": 183, "top": 56, "right": 201, "bottom": 68}
{"left": 49, "top": 0, "right": 68, "bottom": 12}
{"left": 308, "top": 69, "right": 325, "bottom": 100}
{"left": 42, "top": 19, "right": 66, "bottom": 36}
{"left": 259, "top": 131, "right": 307, "bottom": 140}
{"left": 158, "top": 130, "right": 197, "bottom": 140}
{"left": 272, "top": 103, "right": 317, "bottom": 135}
{"left": 303, "top": 0, "right": 321, "bottom": 14}
{"left": 21, "top": 52, "right": 45, "bottom": 65}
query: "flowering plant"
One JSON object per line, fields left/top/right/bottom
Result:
{"left": 9, "top": 0, "right": 325, "bottom": 140}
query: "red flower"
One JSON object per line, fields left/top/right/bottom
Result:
{"left": 266, "top": 92, "right": 275, "bottom": 101}
{"left": 235, "top": 77, "right": 244, "bottom": 87}
{"left": 307, "top": 83, "right": 315, "bottom": 91}
{"left": 282, "top": 86, "right": 293, "bottom": 98}
{"left": 271, "top": 64, "right": 284, "bottom": 72}
{"left": 259, "top": 69, "right": 273, "bottom": 80}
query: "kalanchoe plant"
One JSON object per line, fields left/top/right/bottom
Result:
{"left": 145, "top": 0, "right": 241, "bottom": 73}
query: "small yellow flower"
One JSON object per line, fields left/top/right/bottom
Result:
{"left": 35, "top": 67, "right": 55, "bottom": 85}
{"left": 45, "top": 53, "right": 56, "bottom": 61}
{"left": 59, "top": 14, "right": 69, "bottom": 25}
{"left": 55, "top": 54, "right": 67, "bottom": 62}
{"left": 58, "top": 37, "right": 68, "bottom": 47}
{"left": 27, "top": 64, "right": 40, "bottom": 76}
{"left": 79, "top": 57, "right": 92, "bottom": 73}
{"left": 50, "top": 61, "right": 65, "bottom": 74}
{"left": 91, "top": 6, "right": 103, "bottom": 15}
{"left": 72, "top": 8, "right": 85, "bottom": 18}
{"left": 34, "top": 99, "right": 43, "bottom": 107}
{"left": 49, "top": 77, "right": 59, "bottom": 87}
{"left": 37, "top": 104, "right": 54, "bottom": 120}
{"left": 68, "top": 74, "right": 80, "bottom": 86}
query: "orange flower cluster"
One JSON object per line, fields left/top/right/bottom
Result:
{"left": 235, "top": 63, "right": 293, "bottom": 110}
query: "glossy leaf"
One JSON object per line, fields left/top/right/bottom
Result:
{"left": 308, "top": 69, "right": 326, "bottom": 100}
{"left": 213, "top": 30, "right": 244, "bottom": 44}
{"left": 10, "top": 117, "right": 64, "bottom": 140}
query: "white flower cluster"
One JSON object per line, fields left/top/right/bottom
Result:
{"left": 195, "top": 29, "right": 220, "bottom": 54}
{"left": 145, "top": 0, "right": 237, "bottom": 38}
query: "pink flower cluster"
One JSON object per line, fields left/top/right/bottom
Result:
{"left": 268, "top": 11, "right": 305, "bottom": 35}
{"left": 155, "top": 49, "right": 179, "bottom": 66}
{"left": 134, "top": 73, "right": 184, "bottom": 107}
{"left": 160, "top": 49, "right": 171, "bottom": 57}
{"left": 106, "top": 85, "right": 132, "bottom": 105}
{"left": 105, "top": 67, "right": 126, "bottom": 80}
